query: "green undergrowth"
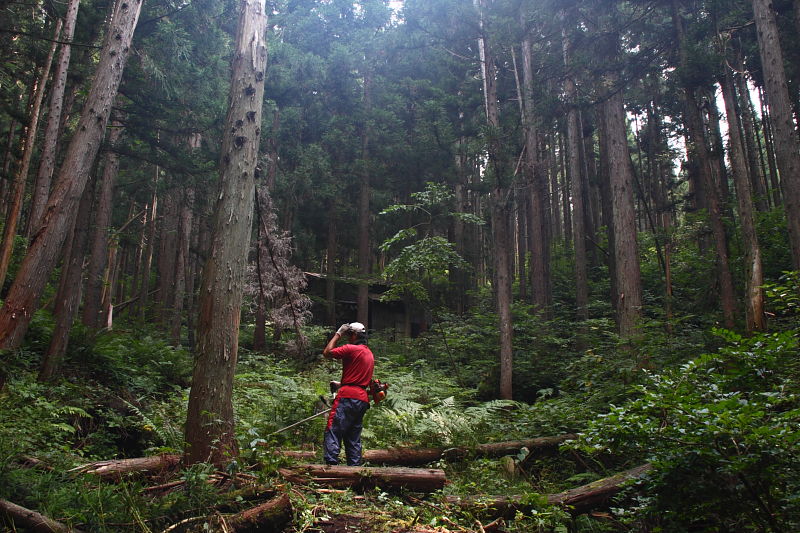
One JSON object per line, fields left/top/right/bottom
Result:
{"left": 1, "top": 281, "right": 799, "bottom": 531}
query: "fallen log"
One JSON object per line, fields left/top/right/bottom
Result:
{"left": 227, "top": 493, "right": 292, "bottom": 533}
{"left": 444, "top": 464, "right": 652, "bottom": 517}
{"left": 0, "top": 499, "right": 84, "bottom": 533}
{"left": 280, "top": 464, "right": 446, "bottom": 492}
{"left": 69, "top": 454, "right": 181, "bottom": 479}
{"left": 276, "top": 434, "right": 577, "bottom": 466}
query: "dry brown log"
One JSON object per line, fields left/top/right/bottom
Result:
{"left": 280, "top": 464, "right": 446, "bottom": 492}
{"left": 275, "top": 434, "right": 577, "bottom": 466}
{"left": 444, "top": 464, "right": 652, "bottom": 517}
{"left": 0, "top": 499, "right": 84, "bottom": 532}
{"left": 69, "top": 454, "right": 181, "bottom": 479}
{"left": 227, "top": 493, "right": 292, "bottom": 533}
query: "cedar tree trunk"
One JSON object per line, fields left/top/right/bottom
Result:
{"left": 184, "top": 0, "right": 267, "bottom": 466}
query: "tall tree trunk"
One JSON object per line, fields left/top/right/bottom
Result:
{"left": 600, "top": 79, "right": 642, "bottom": 338}
{"left": 137, "top": 179, "right": 158, "bottom": 320}
{"left": 562, "top": 16, "right": 589, "bottom": 320}
{"left": 156, "top": 188, "right": 179, "bottom": 323}
{"left": 597, "top": 106, "right": 618, "bottom": 315}
{"left": 0, "top": 0, "right": 142, "bottom": 350}
{"left": 170, "top": 187, "right": 193, "bottom": 345}
{"left": 356, "top": 73, "right": 372, "bottom": 327}
{"left": 325, "top": 208, "right": 337, "bottom": 327}
{"left": 0, "top": 19, "right": 62, "bottom": 290}
{"left": 477, "top": 0, "right": 513, "bottom": 399}
{"left": 38, "top": 177, "right": 95, "bottom": 381}
{"left": 82, "top": 120, "right": 123, "bottom": 328}
{"left": 758, "top": 86, "right": 783, "bottom": 208}
{"left": 721, "top": 67, "right": 766, "bottom": 332}
{"left": 734, "top": 46, "right": 769, "bottom": 212}
{"left": 27, "top": 0, "right": 81, "bottom": 236}
{"left": 751, "top": 0, "right": 800, "bottom": 270}
{"left": 520, "top": 27, "right": 550, "bottom": 314}
{"left": 185, "top": 0, "right": 267, "bottom": 466}
{"left": 673, "top": 3, "right": 736, "bottom": 328}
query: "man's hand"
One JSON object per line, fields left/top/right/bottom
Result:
{"left": 336, "top": 323, "right": 350, "bottom": 336}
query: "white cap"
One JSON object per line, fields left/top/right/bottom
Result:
{"left": 348, "top": 322, "right": 366, "bottom": 333}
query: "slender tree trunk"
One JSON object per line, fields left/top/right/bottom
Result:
{"left": 38, "top": 177, "right": 95, "bottom": 381}
{"left": 477, "top": 0, "right": 513, "bottom": 399}
{"left": 0, "top": 20, "right": 62, "bottom": 290}
{"left": 27, "top": 0, "right": 81, "bottom": 236}
{"left": 673, "top": 3, "right": 736, "bottom": 328}
{"left": 734, "top": 47, "right": 769, "bottom": 212}
{"left": 0, "top": 0, "right": 142, "bottom": 350}
{"left": 752, "top": 0, "right": 800, "bottom": 270}
{"left": 520, "top": 29, "right": 550, "bottom": 314}
{"left": 721, "top": 68, "right": 766, "bottom": 332}
{"left": 356, "top": 73, "right": 372, "bottom": 327}
{"left": 562, "top": 17, "right": 589, "bottom": 320}
{"left": 156, "top": 188, "right": 179, "bottom": 323}
{"left": 759, "top": 86, "right": 783, "bottom": 208}
{"left": 170, "top": 187, "right": 193, "bottom": 345}
{"left": 137, "top": 182, "right": 158, "bottom": 320}
{"left": 82, "top": 121, "right": 123, "bottom": 328}
{"left": 597, "top": 105, "right": 618, "bottom": 315}
{"left": 185, "top": 0, "right": 267, "bottom": 466}
{"left": 325, "top": 208, "right": 337, "bottom": 327}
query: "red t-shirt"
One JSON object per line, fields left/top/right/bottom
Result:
{"left": 330, "top": 344, "right": 374, "bottom": 403}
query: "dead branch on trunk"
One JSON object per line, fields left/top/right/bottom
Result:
{"left": 280, "top": 464, "right": 447, "bottom": 492}
{"left": 444, "top": 464, "right": 652, "bottom": 517}
{"left": 0, "top": 499, "right": 84, "bottom": 532}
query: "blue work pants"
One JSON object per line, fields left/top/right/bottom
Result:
{"left": 323, "top": 397, "right": 370, "bottom": 466}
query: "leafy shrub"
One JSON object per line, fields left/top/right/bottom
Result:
{"left": 573, "top": 328, "right": 800, "bottom": 531}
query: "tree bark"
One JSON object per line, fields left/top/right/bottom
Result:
{"left": 673, "top": 3, "right": 735, "bottom": 328}
{"left": 752, "top": 0, "right": 800, "bottom": 270}
{"left": 356, "top": 72, "right": 372, "bottom": 327}
{"left": 137, "top": 176, "right": 158, "bottom": 320}
{"left": 600, "top": 81, "right": 642, "bottom": 338}
{"left": 170, "top": 187, "right": 194, "bottom": 345}
{"left": 27, "top": 0, "right": 81, "bottom": 236}
{"left": 279, "top": 464, "right": 446, "bottom": 492}
{"left": 562, "top": 15, "right": 589, "bottom": 320}
{"left": 0, "top": 499, "right": 84, "bottom": 533}
{"left": 82, "top": 120, "right": 123, "bottom": 329}
{"left": 734, "top": 47, "right": 769, "bottom": 212}
{"left": 520, "top": 26, "right": 551, "bottom": 315}
{"left": 228, "top": 493, "right": 292, "bottom": 533}
{"left": 0, "top": 0, "right": 142, "bottom": 350}
{"left": 70, "top": 454, "right": 182, "bottom": 479}
{"left": 185, "top": 0, "right": 268, "bottom": 466}
{"left": 721, "top": 67, "right": 766, "bottom": 332}
{"left": 37, "top": 177, "right": 95, "bottom": 381}
{"left": 325, "top": 207, "right": 337, "bottom": 327}
{"left": 0, "top": 19, "right": 62, "bottom": 290}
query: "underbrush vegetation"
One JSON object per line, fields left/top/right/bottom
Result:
{"left": 0, "top": 278, "right": 798, "bottom": 531}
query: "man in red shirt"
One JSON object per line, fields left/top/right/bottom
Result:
{"left": 322, "top": 322, "right": 374, "bottom": 466}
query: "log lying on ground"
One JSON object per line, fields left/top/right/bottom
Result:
{"left": 276, "top": 434, "right": 577, "bottom": 466}
{"left": 227, "top": 493, "right": 292, "bottom": 533}
{"left": 0, "top": 499, "right": 85, "bottom": 533}
{"left": 69, "top": 454, "right": 181, "bottom": 479}
{"left": 445, "top": 464, "right": 652, "bottom": 517}
{"left": 280, "top": 464, "right": 446, "bottom": 492}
